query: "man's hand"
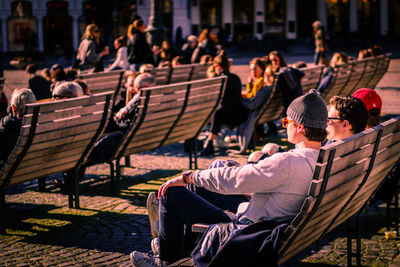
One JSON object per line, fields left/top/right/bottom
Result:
{"left": 158, "top": 176, "right": 186, "bottom": 198}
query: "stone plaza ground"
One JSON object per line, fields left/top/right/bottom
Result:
{"left": 1, "top": 53, "right": 400, "bottom": 266}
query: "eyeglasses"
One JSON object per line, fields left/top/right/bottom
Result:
{"left": 282, "top": 117, "right": 295, "bottom": 128}
{"left": 328, "top": 117, "right": 342, "bottom": 122}
{"left": 93, "top": 29, "right": 100, "bottom": 33}
{"left": 52, "top": 94, "right": 63, "bottom": 99}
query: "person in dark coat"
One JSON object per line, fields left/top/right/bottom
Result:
{"left": 200, "top": 50, "right": 248, "bottom": 156}
{"left": 25, "top": 64, "right": 51, "bottom": 101}
{"left": 0, "top": 88, "right": 36, "bottom": 167}
{"left": 127, "top": 19, "right": 155, "bottom": 71}
{"left": 180, "top": 35, "right": 198, "bottom": 64}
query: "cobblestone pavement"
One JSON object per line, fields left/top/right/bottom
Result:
{"left": 1, "top": 57, "right": 400, "bottom": 266}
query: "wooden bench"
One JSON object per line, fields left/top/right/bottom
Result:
{"left": 146, "top": 63, "right": 212, "bottom": 85}
{"left": 189, "top": 116, "right": 400, "bottom": 266}
{"left": 103, "top": 76, "right": 227, "bottom": 189}
{"left": 235, "top": 69, "right": 295, "bottom": 153}
{"left": 78, "top": 69, "right": 125, "bottom": 95}
{"left": 300, "top": 65, "right": 324, "bottom": 94}
{"left": 320, "top": 54, "right": 391, "bottom": 103}
{"left": 0, "top": 92, "right": 113, "bottom": 232}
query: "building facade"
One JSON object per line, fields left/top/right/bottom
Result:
{"left": 0, "top": 0, "right": 398, "bottom": 55}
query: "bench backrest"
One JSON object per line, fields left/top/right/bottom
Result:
{"left": 147, "top": 63, "right": 212, "bottom": 85}
{"left": 78, "top": 70, "right": 124, "bottom": 95}
{"left": 255, "top": 71, "right": 285, "bottom": 126}
{"left": 339, "top": 59, "right": 366, "bottom": 97}
{"left": 0, "top": 92, "right": 113, "bottom": 188}
{"left": 322, "top": 62, "right": 352, "bottom": 103}
{"left": 277, "top": 116, "right": 400, "bottom": 265}
{"left": 366, "top": 53, "right": 392, "bottom": 89}
{"left": 114, "top": 76, "right": 226, "bottom": 158}
{"left": 301, "top": 65, "right": 324, "bottom": 95}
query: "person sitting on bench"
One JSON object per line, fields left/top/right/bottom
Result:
{"left": 0, "top": 88, "right": 36, "bottom": 168}
{"left": 129, "top": 89, "right": 328, "bottom": 267}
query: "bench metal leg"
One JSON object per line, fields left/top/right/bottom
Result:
{"left": 395, "top": 193, "right": 399, "bottom": 233}
{"left": 66, "top": 170, "right": 80, "bottom": 209}
{"left": 188, "top": 138, "right": 198, "bottom": 170}
{"left": 385, "top": 192, "right": 399, "bottom": 232}
{"left": 73, "top": 169, "right": 80, "bottom": 208}
{"left": 38, "top": 178, "right": 46, "bottom": 192}
{"left": 346, "top": 214, "right": 362, "bottom": 267}
{"left": 115, "top": 159, "right": 121, "bottom": 194}
{"left": 110, "top": 160, "right": 121, "bottom": 195}
{"left": 125, "top": 156, "right": 131, "bottom": 167}
{"left": 110, "top": 161, "right": 115, "bottom": 193}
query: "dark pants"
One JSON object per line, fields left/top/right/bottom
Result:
{"left": 159, "top": 187, "right": 232, "bottom": 263}
{"left": 210, "top": 107, "right": 248, "bottom": 135}
{"left": 158, "top": 159, "right": 248, "bottom": 263}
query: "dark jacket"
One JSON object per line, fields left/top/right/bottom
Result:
{"left": 127, "top": 30, "right": 155, "bottom": 65}
{"left": 278, "top": 67, "right": 304, "bottom": 113}
{"left": 28, "top": 75, "right": 52, "bottom": 101}
{"left": 192, "top": 220, "right": 289, "bottom": 267}
{"left": 0, "top": 92, "right": 7, "bottom": 119}
{"left": 191, "top": 39, "right": 217, "bottom": 63}
{"left": 220, "top": 71, "right": 247, "bottom": 114}
{"left": 0, "top": 115, "right": 22, "bottom": 164}
{"left": 180, "top": 43, "right": 195, "bottom": 64}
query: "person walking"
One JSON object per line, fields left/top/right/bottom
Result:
{"left": 312, "top": 21, "right": 328, "bottom": 66}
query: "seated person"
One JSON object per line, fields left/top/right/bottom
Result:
{"left": 325, "top": 95, "right": 368, "bottom": 143}
{"left": 0, "top": 88, "right": 36, "bottom": 167}
{"left": 317, "top": 52, "right": 349, "bottom": 95}
{"left": 86, "top": 73, "right": 156, "bottom": 165}
{"left": 105, "top": 36, "right": 129, "bottom": 71}
{"left": 180, "top": 35, "right": 198, "bottom": 64}
{"left": 51, "top": 81, "right": 83, "bottom": 100}
{"left": 25, "top": 64, "right": 52, "bottom": 101}
{"left": 129, "top": 89, "right": 328, "bottom": 266}
{"left": 200, "top": 51, "right": 248, "bottom": 156}
{"left": 253, "top": 94, "right": 369, "bottom": 161}
{"left": 358, "top": 49, "right": 372, "bottom": 60}
{"left": 245, "top": 58, "right": 266, "bottom": 98}
{"left": 352, "top": 88, "right": 382, "bottom": 129}
{"left": 0, "top": 82, "right": 7, "bottom": 119}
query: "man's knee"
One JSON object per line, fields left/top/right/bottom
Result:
{"left": 160, "top": 186, "right": 189, "bottom": 207}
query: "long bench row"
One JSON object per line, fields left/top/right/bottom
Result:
{"left": 235, "top": 54, "right": 392, "bottom": 153}
{"left": 301, "top": 53, "right": 391, "bottom": 102}
{"left": 0, "top": 77, "right": 226, "bottom": 233}
{"left": 77, "top": 62, "right": 212, "bottom": 97}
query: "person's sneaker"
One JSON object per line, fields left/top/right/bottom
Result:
{"left": 147, "top": 192, "right": 159, "bottom": 238}
{"left": 130, "top": 251, "right": 167, "bottom": 267}
{"left": 151, "top": 237, "right": 160, "bottom": 256}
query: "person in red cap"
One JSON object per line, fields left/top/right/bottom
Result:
{"left": 352, "top": 88, "right": 382, "bottom": 128}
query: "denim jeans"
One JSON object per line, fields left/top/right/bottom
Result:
{"left": 158, "top": 187, "right": 232, "bottom": 263}
{"left": 158, "top": 159, "right": 248, "bottom": 263}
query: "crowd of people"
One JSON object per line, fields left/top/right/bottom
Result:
{"left": 0, "top": 18, "right": 395, "bottom": 267}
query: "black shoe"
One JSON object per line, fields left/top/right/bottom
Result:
{"left": 200, "top": 140, "right": 214, "bottom": 157}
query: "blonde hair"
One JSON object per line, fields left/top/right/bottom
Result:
{"left": 11, "top": 88, "right": 36, "bottom": 117}
{"left": 82, "top": 24, "right": 99, "bottom": 42}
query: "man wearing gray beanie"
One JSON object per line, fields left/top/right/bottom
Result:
{"left": 130, "top": 90, "right": 328, "bottom": 267}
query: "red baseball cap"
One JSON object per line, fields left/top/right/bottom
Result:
{"left": 352, "top": 88, "right": 382, "bottom": 114}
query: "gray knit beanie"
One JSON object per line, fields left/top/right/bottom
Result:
{"left": 286, "top": 89, "right": 327, "bottom": 129}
